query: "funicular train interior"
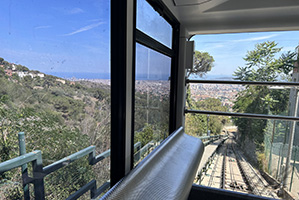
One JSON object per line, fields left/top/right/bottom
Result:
{"left": 1, "top": 0, "right": 299, "bottom": 199}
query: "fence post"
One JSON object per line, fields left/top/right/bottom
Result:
{"left": 268, "top": 120, "right": 275, "bottom": 174}
{"left": 32, "top": 151, "right": 45, "bottom": 200}
{"left": 134, "top": 142, "right": 141, "bottom": 163}
{"left": 136, "top": 145, "right": 141, "bottom": 162}
{"left": 276, "top": 145, "right": 282, "bottom": 179}
{"left": 18, "top": 132, "right": 30, "bottom": 200}
{"left": 289, "top": 147, "right": 297, "bottom": 191}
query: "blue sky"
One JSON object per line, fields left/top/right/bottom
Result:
{"left": 0, "top": 0, "right": 110, "bottom": 76}
{"left": 0, "top": 1, "right": 299, "bottom": 80}
{"left": 192, "top": 31, "right": 299, "bottom": 78}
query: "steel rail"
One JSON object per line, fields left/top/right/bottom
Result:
{"left": 186, "top": 79, "right": 299, "bottom": 87}
{"left": 228, "top": 143, "right": 235, "bottom": 190}
{"left": 221, "top": 142, "right": 227, "bottom": 189}
{"left": 185, "top": 109, "right": 299, "bottom": 122}
{"left": 235, "top": 149, "right": 263, "bottom": 196}
{"left": 234, "top": 149, "right": 277, "bottom": 198}
{"left": 207, "top": 151, "right": 220, "bottom": 187}
{"left": 231, "top": 142, "right": 253, "bottom": 193}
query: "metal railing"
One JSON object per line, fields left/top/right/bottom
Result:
{"left": 186, "top": 79, "right": 299, "bottom": 191}
{"left": 0, "top": 132, "right": 111, "bottom": 200}
{"left": 0, "top": 133, "right": 151, "bottom": 200}
{"left": 186, "top": 79, "right": 299, "bottom": 87}
{"left": 185, "top": 79, "right": 299, "bottom": 122}
{"left": 197, "top": 135, "right": 227, "bottom": 146}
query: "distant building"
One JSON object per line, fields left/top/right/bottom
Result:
{"left": 37, "top": 73, "right": 45, "bottom": 78}
{"left": 5, "top": 69, "right": 13, "bottom": 76}
{"left": 33, "top": 86, "right": 44, "bottom": 90}
{"left": 17, "top": 72, "right": 35, "bottom": 78}
{"left": 17, "top": 71, "right": 43, "bottom": 78}
{"left": 56, "top": 79, "right": 66, "bottom": 84}
{"left": 17, "top": 71, "right": 29, "bottom": 78}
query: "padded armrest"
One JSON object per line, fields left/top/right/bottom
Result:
{"left": 100, "top": 127, "right": 204, "bottom": 200}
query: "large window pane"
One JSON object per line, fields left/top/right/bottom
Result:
{"left": 137, "top": 0, "right": 172, "bottom": 48}
{"left": 0, "top": 1, "right": 110, "bottom": 198}
{"left": 187, "top": 31, "right": 299, "bottom": 198}
{"left": 134, "top": 43, "right": 171, "bottom": 165}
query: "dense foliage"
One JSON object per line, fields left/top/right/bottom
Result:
{"left": 134, "top": 94, "right": 169, "bottom": 145}
{"left": 0, "top": 57, "right": 110, "bottom": 199}
{"left": 185, "top": 97, "right": 228, "bottom": 136}
{"left": 185, "top": 50, "right": 227, "bottom": 136}
{"left": 187, "top": 51, "right": 215, "bottom": 77}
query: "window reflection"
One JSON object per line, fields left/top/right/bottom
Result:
{"left": 136, "top": 0, "right": 172, "bottom": 48}
{"left": 134, "top": 43, "right": 171, "bottom": 165}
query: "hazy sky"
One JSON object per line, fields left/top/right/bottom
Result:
{"left": 0, "top": 0, "right": 299, "bottom": 79}
{"left": 193, "top": 31, "right": 299, "bottom": 78}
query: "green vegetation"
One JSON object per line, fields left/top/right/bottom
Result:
{"left": 134, "top": 85, "right": 170, "bottom": 147}
{"left": 134, "top": 124, "right": 154, "bottom": 146}
{"left": 0, "top": 57, "right": 110, "bottom": 199}
{"left": 187, "top": 51, "right": 215, "bottom": 77}
{"left": 232, "top": 41, "right": 298, "bottom": 166}
{"left": 185, "top": 51, "right": 228, "bottom": 136}
{"left": 185, "top": 98, "right": 228, "bottom": 136}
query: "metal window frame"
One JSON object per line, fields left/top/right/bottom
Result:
{"left": 110, "top": 0, "right": 180, "bottom": 186}
{"left": 111, "top": 0, "right": 136, "bottom": 186}
{"left": 186, "top": 79, "right": 299, "bottom": 87}
{"left": 135, "top": 0, "right": 180, "bottom": 136}
{"left": 170, "top": 23, "right": 180, "bottom": 133}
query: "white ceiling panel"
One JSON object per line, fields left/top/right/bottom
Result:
{"left": 163, "top": 0, "right": 299, "bottom": 35}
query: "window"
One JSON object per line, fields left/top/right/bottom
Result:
{"left": 0, "top": 1, "right": 110, "bottom": 198}
{"left": 134, "top": 44, "right": 171, "bottom": 164}
{"left": 133, "top": 0, "right": 178, "bottom": 165}
{"left": 186, "top": 31, "right": 299, "bottom": 197}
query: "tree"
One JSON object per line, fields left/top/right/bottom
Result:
{"left": 0, "top": 67, "right": 5, "bottom": 76}
{"left": 134, "top": 124, "right": 154, "bottom": 146}
{"left": 233, "top": 41, "right": 297, "bottom": 150}
{"left": 186, "top": 51, "right": 215, "bottom": 77}
{"left": 185, "top": 51, "right": 227, "bottom": 136}
{"left": 233, "top": 41, "right": 296, "bottom": 82}
{"left": 186, "top": 51, "right": 215, "bottom": 109}
{"left": 185, "top": 98, "right": 228, "bottom": 136}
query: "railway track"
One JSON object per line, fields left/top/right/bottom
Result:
{"left": 199, "top": 137, "right": 278, "bottom": 199}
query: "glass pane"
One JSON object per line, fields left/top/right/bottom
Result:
{"left": 190, "top": 31, "right": 299, "bottom": 81}
{"left": 186, "top": 84, "right": 293, "bottom": 115}
{"left": 187, "top": 31, "right": 299, "bottom": 198}
{"left": 137, "top": 0, "right": 172, "bottom": 48}
{"left": 0, "top": 0, "right": 110, "bottom": 198}
{"left": 189, "top": 115, "right": 298, "bottom": 199}
{"left": 134, "top": 43, "right": 171, "bottom": 165}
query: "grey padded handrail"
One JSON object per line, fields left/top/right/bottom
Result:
{"left": 100, "top": 127, "right": 204, "bottom": 200}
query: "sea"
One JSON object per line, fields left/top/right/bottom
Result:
{"left": 46, "top": 71, "right": 234, "bottom": 81}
